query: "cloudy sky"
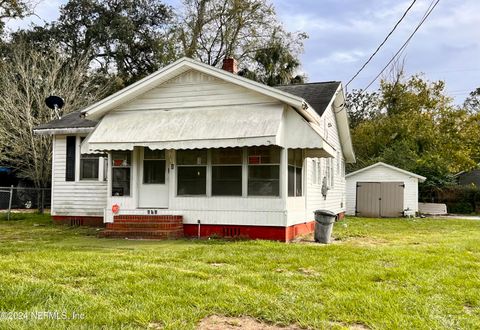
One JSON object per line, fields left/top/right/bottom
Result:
{"left": 6, "top": 0, "right": 479, "bottom": 104}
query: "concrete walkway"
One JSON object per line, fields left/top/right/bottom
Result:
{"left": 432, "top": 215, "right": 480, "bottom": 220}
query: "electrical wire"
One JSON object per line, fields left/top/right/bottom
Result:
{"left": 345, "top": 0, "right": 417, "bottom": 88}
{"left": 361, "top": 0, "right": 441, "bottom": 92}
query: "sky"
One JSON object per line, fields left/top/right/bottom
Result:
{"left": 5, "top": 0, "right": 479, "bottom": 104}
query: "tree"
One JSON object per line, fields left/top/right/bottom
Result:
{"left": 0, "top": 43, "right": 113, "bottom": 188}
{"left": 345, "top": 89, "right": 381, "bottom": 128}
{"left": 11, "top": 0, "right": 176, "bottom": 86}
{"left": 237, "top": 29, "right": 306, "bottom": 86}
{"left": 464, "top": 87, "right": 480, "bottom": 114}
{"left": 348, "top": 73, "right": 480, "bottom": 188}
{"left": 0, "top": 0, "right": 32, "bottom": 34}
{"left": 176, "top": 0, "right": 306, "bottom": 84}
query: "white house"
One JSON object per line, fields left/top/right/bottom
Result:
{"left": 34, "top": 57, "right": 355, "bottom": 241}
{"left": 345, "top": 162, "right": 426, "bottom": 218}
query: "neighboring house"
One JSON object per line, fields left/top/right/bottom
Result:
{"left": 346, "top": 162, "right": 426, "bottom": 218}
{"left": 34, "top": 57, "right": 355, "bottom": 241}
{"left": 454, "top": 168, "right": 480, "bottom": 187}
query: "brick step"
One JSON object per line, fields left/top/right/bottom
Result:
{"left": 114, "top": 218, "right": 183, "bottom": 223}
{"left": 100, "top": 230, "right": 184, "bottom": 239}
{"left": 103, "top": 229, "right": 183, "bottom": 234}
{"left": 107, "top": 223, "right": 183, "bottom": 229}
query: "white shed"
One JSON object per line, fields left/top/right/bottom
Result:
{"left": 346, "top": 162, "right": 426, "bottom": 217}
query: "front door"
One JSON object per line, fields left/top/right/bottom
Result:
{"left": 138, "top": 148, "right": 168, "bottom": 208}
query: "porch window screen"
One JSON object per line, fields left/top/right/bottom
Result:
{"left": 80, "top": 137, "right": 102, "bottom": 180}
{"left": 80, "top": 154, "right": 100, "bottom": 180}
{"left": 143, "top": 148, "right": 165, "bottom": 184}
{"left": 247, "top": 146, "right": 280, "bottom": 196}
{"left": 288, "top": 149, "right": 303, "bottom": 197}
{"left": 177, "top": 149, "right": 207, "bottom": 195}
{"left": 211, "top": 148, "right": 242, "bottom": 196}
{"left": 112, "top": 152, "right": 131, "bottom": 196}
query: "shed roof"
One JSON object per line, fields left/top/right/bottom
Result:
{"left": 346, "top": 162, "right": 426, "bottom": 182}
{"left": 34, "top": 111, "right": 97, "bottom": 130}
{"left": 274, "top": 82, "right": 341, "bottom": 117}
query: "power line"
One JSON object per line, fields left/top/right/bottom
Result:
{"left": 345, "top": 0, "right": 417, "bottom": 88}
{"left": 361, "top": 0, "right": 441, "bottom": 92}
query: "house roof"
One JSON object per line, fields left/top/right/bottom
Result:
{"left": 274, "top": 82, "right": 341, "bottom": 117}
{"left": 34, "top": 111, "right": 97, "bottom": 131}
{"left": 80, "top": 57, "right": 320, "bottom": 123}
{"left": 346, "top": 162, "right": 426, "bottom": 182}
{"left": 33, "top": 57, "right": 355, "bottom": 162}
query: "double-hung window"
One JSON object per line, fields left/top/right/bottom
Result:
{"left": 212, "top": 148, "right": 242, "bottom": 196}
{"left": 288, "top": 149, "right": 303, "bottom": 196}
{"left": 177, "top": 149, "right": 207, "bottom": 195}
{"left": 112, "top": 152, "right": 131, "bottom": 196}
{"left": 247, "top": 146, "right": 280, "bottom": 196}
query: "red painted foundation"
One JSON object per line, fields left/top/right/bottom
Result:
{"left": 52, "top": 212, "right": 345, "bottom": 241}
{"left": 184, "top": 221, "right": 317, "bottom": 242}
{"left": 52, "top": 215, "right": 104, "bottom": 227}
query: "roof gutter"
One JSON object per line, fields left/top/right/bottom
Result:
{"left": 33, "top": 127, "right": 95, "bottom": 135}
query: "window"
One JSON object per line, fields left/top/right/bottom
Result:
{"left": 325, "top": 158, "right": 330, "bottom": 187}
{"left": 65, "top": 136, "right": 76, "bottom": 181}
{"left": 326, "top": 157, "right": 335, "bottom": 188}
{"left": 212, "top": 148, "right": 242, "bottom": 196}
{"left": 248, "top": 146, "right": 280, "bottom": 196}
{"left": 177, "top": 149, "right": 207, "bottom": 195}
{"left": 143, "top": 148, "right": 165, "bottom": 184}
{"left": 288, "top": 149, "right": 303, "bottom": 197}
{"left": 112, "top": 152, "right": 131, "bottom": 196}
{"left": 80, "top": 154, "right": 100, "bottom": 180}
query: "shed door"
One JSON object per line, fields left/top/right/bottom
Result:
{"left": 356, "top": 182, "right": 404, "bottom": 217}
{"left": 356, "top": 182, "right": 381, "bottom": 217}
{"left": 380, "top": 182, "right": 404, "bottom": 217}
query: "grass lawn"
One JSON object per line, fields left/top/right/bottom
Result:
{"left": 0, "top": 213, "right": 479, "bottom": 329}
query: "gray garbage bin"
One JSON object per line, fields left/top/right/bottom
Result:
{"left": 314, "top": 209, "right": 337, "bottom": 243}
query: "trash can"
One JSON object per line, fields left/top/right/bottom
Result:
{"left": 314, "top": 209, "right": 337, "bottom": 243}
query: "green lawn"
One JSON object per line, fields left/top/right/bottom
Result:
{"left": 0, "top": 213, "right": 479, "bottom": 329}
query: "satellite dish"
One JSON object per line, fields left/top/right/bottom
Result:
{"left": 45, "top": 95, "right": 65, "bottom": 119}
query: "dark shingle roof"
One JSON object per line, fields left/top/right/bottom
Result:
{"left": 274, "top": 81, "right": 340, "bottom": 116}
{"left": 34, "top": 111, "right": 97, "bottom": 131}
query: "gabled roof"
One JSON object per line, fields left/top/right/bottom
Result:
{"left": 346, "top": 162, "right": 426, "bottom": 182}
{"left": 274, "top": 82, "right": 341, "bottom": 117}
{"left": 81, "top": 57, "right": 319, "bottom": 123}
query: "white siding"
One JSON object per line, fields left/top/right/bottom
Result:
{"left": 345, "top": 165, "right": 420, "bottom": 215}
{"left": 288, "top": 103, "right": 347, "bottom": 227}
{"left": 52, "top": 135, "right": 107, "bottom": 217}
{"left": 115, "top": 69, "right": 276, "bottom": 112}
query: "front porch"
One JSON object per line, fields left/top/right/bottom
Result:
{"left": 92, "top": 145, "right": 326, "bottom": 241}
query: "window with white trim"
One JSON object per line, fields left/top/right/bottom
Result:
{"left": 211, "top": 148, "right": 242, "bottom": 196}
{"left": 177, "top": 149, "right": 207, "bottom": 196}
{"left": 143, "top": 148, "right": 165, "bottom": 184}
{"left": 316, "top": 159, "right": 322, "bottom": 185}
{"left": 112, "top": 151, "right": 131, "bottom": 196}
{"left": 288, "top": 149, "right": 302, "bottom": 197}
{"left": 247, "top": 146, "right": 280, "bottom": 196}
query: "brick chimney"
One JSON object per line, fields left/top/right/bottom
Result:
{"left": 222, "top": 58, "right": 238, "bottom": 74}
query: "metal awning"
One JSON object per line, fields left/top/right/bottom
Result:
{"left": 81, "top": 104, "right": 334, "bottom": 157}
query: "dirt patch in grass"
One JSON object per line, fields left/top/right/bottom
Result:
{"left": 197, "top": 315, "right": 303, "bottom": 330}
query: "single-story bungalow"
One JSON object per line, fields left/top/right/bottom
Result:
{"left": 34, "top": 57, "right": 355, "bottom": 241}
{"left": 346, "top": 162, "right": 426, "bottom": 217}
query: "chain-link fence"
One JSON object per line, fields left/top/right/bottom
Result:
{"left": 0, "top": 186, "right": 51, "bottom": 219}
